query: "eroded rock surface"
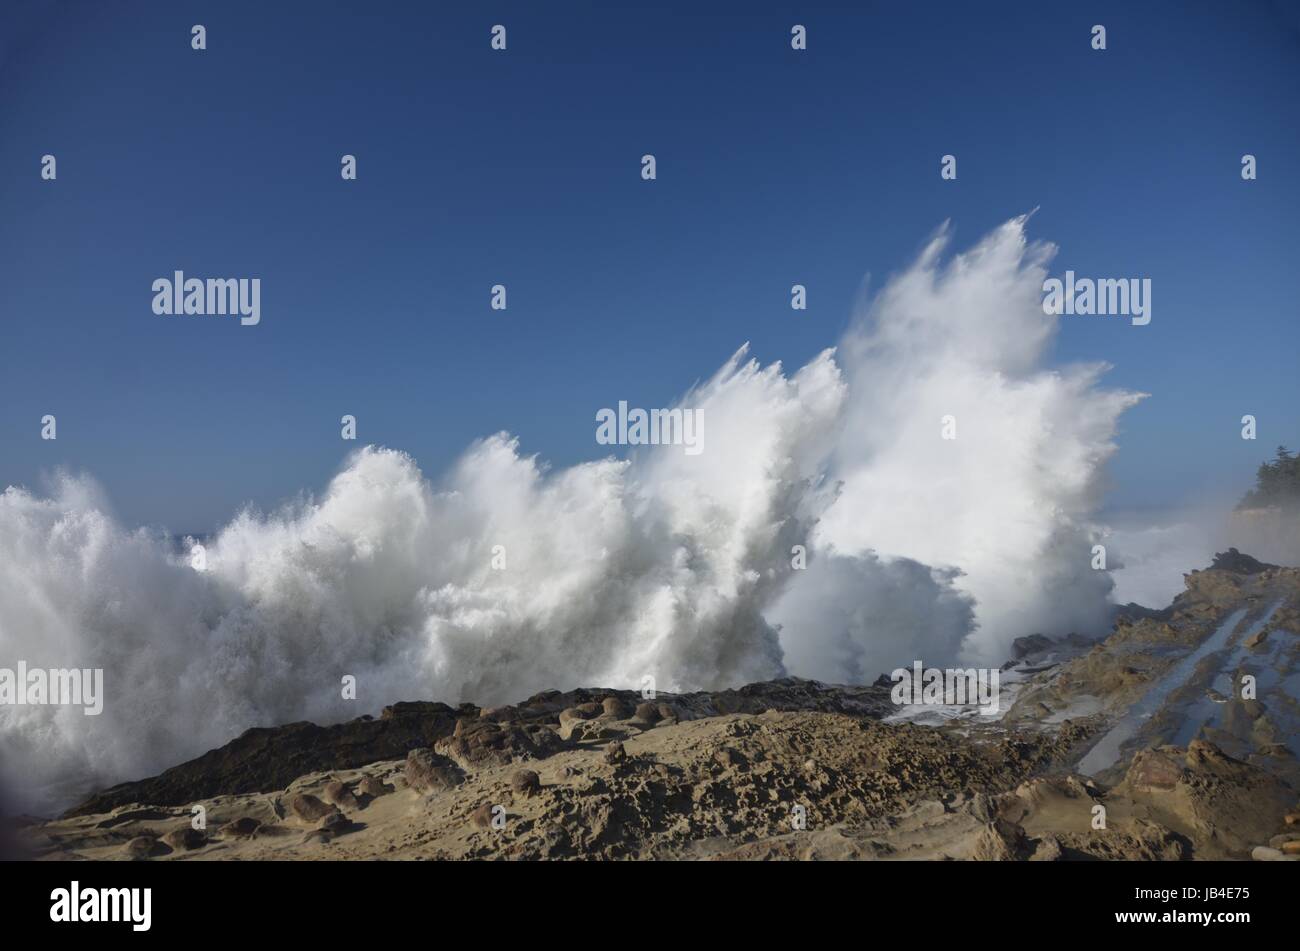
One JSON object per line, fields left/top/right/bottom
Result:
{"left": 21, "top": 552, "right": 1299, "bottom": 862}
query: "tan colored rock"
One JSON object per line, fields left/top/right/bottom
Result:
{"left": 289, "top": 793, "right": 338, "bottom": 822}
{"left": 317, "top": 811, "right": 353, "bottom": 834}
{"left": 436, "top": 721, "right": 566, "bottom": 768}
{"left": 1124, "top": 749, "right": 1184, "bottom": 792}
{"left": 558, "top": 705, "right": 600, "bottom": 737}
{"left": 1029, "top": 836, "right": 1064, "bottom": 861}
{"left": 713, "top": 747, "right": 745, "bottom": 768}
{"left": 124, "top": 836, "right": 158, "bottom": 860}
{"left": 323, "top": 780, "right": 359, "bottom": 810}
{"left": 357, "top": 776, "right": 394, "bottom": 799}
{"left": 632, "top": 702, "right": 661, "bottom": 724}
{"left": 222, "top": 816, "right": 261, "bottom": 838}
{"left": 510, "top": 769, "right": 541, "bottom": 798}
{"left": 161, "top": 827, "right": 206, "bottom": 851}
{"left": 601, "top": 696, "right": 633, "bottom": 719}
{"left": 405, "top": 748, "right": 464, "bottom": 793}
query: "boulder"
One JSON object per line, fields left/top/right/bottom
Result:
{"left": 124, "top": 836, "right": 158, "bottom": 860}
{"left": 161, "top": 827, "right": 206, "bottom": 851}
{"left": 222, "top": 817, "right": 262, "bottom": 838}
{"left": 405, "top": 749, "right": 464, "bottom": 794}
{"left": 317, "top": 811, "right": 353, "bottom": 834}
{"left": 436, "top": 721, "right": 566, "bottom": 768}
{"left": 1012, "top": 633, "right": 1054, "bottom": 660}
{"left": 323, "top": 780, "right": 359, "bottom": 810}
{"left": 289, "top": 793, "right": 338, "bottom": 822}
{"left": 356, "top": 776, "right": 394, "bottom": 799}
{"left": 601, "top": 696, "right": 633, "bottom": 719}
{"left": 1124, "top": 749, "right": 1184, "bottom": 792}
{"left": 510, "top": 769, "right": 541, "bottom": 798}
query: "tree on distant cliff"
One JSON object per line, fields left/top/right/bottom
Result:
{"left": 1238, "top": 446, "right": 1300, "bottom": 509}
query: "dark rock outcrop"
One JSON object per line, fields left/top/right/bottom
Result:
{"left": 66, "top": 702, "right": 460, "bottom": 817}
{"left": 1209, "top": 548, "right": 1278, "bottom": 575}
{"left": 1011, "top": 633, "right": 1054, "bottom": 659}
{"left": 65, "top": 679, "right": 892, "bottom": 819}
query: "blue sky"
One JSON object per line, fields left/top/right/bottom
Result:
{"left": 1, "top": 0, "right": 1297, "bottom": 531}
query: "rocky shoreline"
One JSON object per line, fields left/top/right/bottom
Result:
{"left": 13, "top": 550, "right": 1300, "bottom": 861}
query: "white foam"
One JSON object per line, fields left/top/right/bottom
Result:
{"left": 0, "top": 216, "right": 1142, "bottom": 811}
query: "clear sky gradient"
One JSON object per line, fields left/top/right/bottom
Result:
{"left": 1, "top": 0, "right": 1297, "bottom": 530}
